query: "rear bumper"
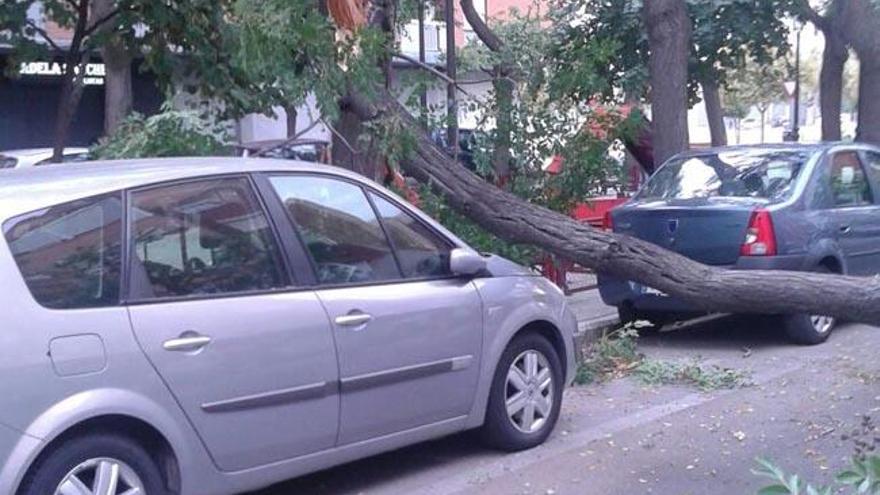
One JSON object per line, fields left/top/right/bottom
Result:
{"left": 598, "top": 254, "right": 808, "bottom": 312}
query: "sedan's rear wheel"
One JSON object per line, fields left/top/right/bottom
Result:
{"left": 18, "top": 434, "right": 167, "bottom": 495}
{"left": 480, "top": 332, "right": 563, "bottom": 451}
{"left": 782, "top": 265, "right": 836, "bottom": 345}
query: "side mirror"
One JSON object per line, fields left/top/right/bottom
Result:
{"left": 449, "top": 248, "right": 487, "bottom": 276}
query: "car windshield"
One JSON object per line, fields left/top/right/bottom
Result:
{"left": 637, "top": 148, "right": 816, "bottom": 201}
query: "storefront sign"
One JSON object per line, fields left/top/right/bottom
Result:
{"left": 18, "top": 61, "right": 105, "bottom": 86}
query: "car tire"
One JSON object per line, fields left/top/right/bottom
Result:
{"left": 480, "top": 332, "right": 564, "bottom": 452}
{"left": 783, "top": 266, "right": 836, "bottom": 346}
{"left": 18, "top": 433, "right": 168, "bottom": 495}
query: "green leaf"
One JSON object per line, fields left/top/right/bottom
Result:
{"left": 838, "top": 470, "right": 867, "bottom": 485}
{"left": 758, "top": 485, "right": 793, "bottom": 495}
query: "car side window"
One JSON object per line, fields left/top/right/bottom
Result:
{"left": 268, "top": 176, "right": 402, "bottom": 285}
{"left": 829, "top": 151, "right": 872, "bottom": 207}
{"left": 866, "top": 151, "right": 880, "bottom": 172}
{"left": 368, "top": 192, "right": 452, "bottom": 278}
{"left": 129, "top": 177, "right": 286, "bottom": 299}
{"left": 4, "top": 193, "right": 123, "bottom": 309}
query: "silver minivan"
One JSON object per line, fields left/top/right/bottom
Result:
{"left": 0, "top": 158, "right": 576, "bottom": 495}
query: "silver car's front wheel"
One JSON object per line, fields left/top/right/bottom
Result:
{"left": 56, "top": 457, "right": 145, "bottom": 495}
{"left": 480, "top": 332, "right": 563, "bottom": 451}
{"left": 506, "top": 350, "right": 554, "bottom": 434}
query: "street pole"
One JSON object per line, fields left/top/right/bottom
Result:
{"left": 418, "top": 0, "right": 428, "bottom": 117}
{"left": 445, "top": 0, "right": 458, "bottom": 160}
{"left": 792, "top": 25, "right": 802, "bottom": 142}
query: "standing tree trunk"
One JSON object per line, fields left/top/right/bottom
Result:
{"left": 841, "top": 0, "right": 880, "bottom": 144}
{"left": 332, "top": 97, "right": 383, "bottom": 179}
{"left": 856, "top": 55, "right": 880, "bottom": 144}
{"left": 701, "top": 78, "right": 727, "bottom": 146}
{"left": 101, "top": 40, "right": 133, "bottom": 135}
{"left": 819, "top": 29, "right": 848, "bottom": 141}
{"left": 52, "top": 0, "right": 91, "bottom": 163}
{"left": 645, "top": 0, "right": 691, "bottom": 164}
{"left": 93, "top": 0, "right": 132, "bottom": 136}
{"left": 759, "top": 107, "right": 767, "bottom": 143}
{"left": 490, "top": 69, "right": 514, "bottom": 182}
{"left": 286, "top": 105, "right": 298, "bottom": 138}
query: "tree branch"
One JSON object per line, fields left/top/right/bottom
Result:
{"left": 393, "top": 52, "right": 478, "bottom": 97}
{"left": 24, "top": 20, "right": 65, "bottom": 53}
{"left": 460, "top": 0, "right": 503, "bottom": 52}
{"left": 82, "top": 7, "right": 121, "bottom": 40}
{"left": 252, "top": 119, "right": 322, "bottom": 157}
{"left": 795, "top": 0, "right": 828, "bottom": 31}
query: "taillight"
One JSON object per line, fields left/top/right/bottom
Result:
{"left": 602, "top": 210, "right": 614, "bottom": 231}
{"left": 740, "top": 209, "right": 777, "bottom": 256}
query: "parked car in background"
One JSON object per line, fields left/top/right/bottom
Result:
{"left": 0, "top": 148, "right": 90, "bottom": 169}
{"left": 236, "top": 138, "right": 331, "bottom": 163}
{"left": 0, "top": 157, "right": 575, "bottom": 495}
{"left": 600, "top": 143, "right": 880, "bottom": 345}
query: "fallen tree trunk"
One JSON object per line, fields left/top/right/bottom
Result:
{"left": 360, "top": 92, "right": 880, "bottom": 325}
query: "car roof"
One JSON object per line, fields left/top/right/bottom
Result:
{"left": 676, "top": 142, "right": 878, "bottom": 158}
{"left": 0, "top": 156, "right": 367, "bottom": 220}
{"left": 0, "top": 147, "right": 90, "bottom": 158}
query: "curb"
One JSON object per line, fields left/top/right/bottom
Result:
{"left": 573, "top": 313, "right": 620, "bottom": 363}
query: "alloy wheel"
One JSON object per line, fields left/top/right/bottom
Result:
{"left": 505, "top": 349, "right": 554, "bottom": 434}
{"left": 810, "top": 315, "right": 835, "bottom": 334}
{"left": 55, "top": 457, "right": 145, "bottom": 495}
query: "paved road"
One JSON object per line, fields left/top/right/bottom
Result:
{"left": 253, "top": 316, "right": 880, "bottom": 495}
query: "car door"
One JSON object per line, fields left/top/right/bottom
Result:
{"left": 859, "top": 149, "right": 880, "bottom": 275}
{"left": 263, "top": 174, "right": 483, "bottom": 445}
{"left": 823, "top": 150, "right": 880, "bottom": 275}
{"left": 125, "top": 175, "right": 340, "bottom": 472}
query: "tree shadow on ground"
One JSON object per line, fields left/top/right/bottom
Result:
{"left": 252, "top": 431, "right": 491, "bottom": 495}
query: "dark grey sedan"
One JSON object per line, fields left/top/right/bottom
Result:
{"left": 599, "top": 143, "right": 880, "bottom": 345}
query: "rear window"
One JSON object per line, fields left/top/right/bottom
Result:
{"left": 3, "top": 194, "right": 123, "bottom": 309}
{"left": 637, "top": 149, "right": 815, "bottom": 201}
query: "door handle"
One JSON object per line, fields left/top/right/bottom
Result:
{"left": 163, "top": 333, "right": 212, "bottom": 352}
{"left": 840, "top": 225, "right": 852, "bottom": 234}
{"left": 334, "top": 313, "right": 373, "bottom": 327}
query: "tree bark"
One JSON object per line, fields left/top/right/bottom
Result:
{"left": 491, "top": 74, "right": 514, "bottom": 182}
{"left": 101, "top": 39, "right": 133, "bottom": 135}
{"left": 345, "top": 91, "right": 880, "bottom": 325}
{"left": 819, "top": 29, "right": 848, "bottom": 141}
{"left": 93, "top": 0, "right": 132, "bottom": 136}
{"left": 701, "top": 78, "right": 727, "bottom": 146}
{"left": 644, "top": 0, "right": 691, "bottom": 164}
{"left": 52, "top": 0, "right": 91, "bottom": 162}
{"left": 856, "top": 55, "right": 880, "bottom": 144}
{"left": 841, "top": 0, "right": 880, "bottom": 144}
{"left": 332, "top": 103, "right": 381, "bottom": 180}
{"left": 286, "top": 105, "right": 298, "bottom": 138}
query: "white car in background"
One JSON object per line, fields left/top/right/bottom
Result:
{"left": 0, "top": 147, "right": 90, "bottom": 169}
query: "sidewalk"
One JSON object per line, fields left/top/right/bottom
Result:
{"left": 566, "top": 289, "right": 619, "bottom": 356}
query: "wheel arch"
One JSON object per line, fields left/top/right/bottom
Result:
{"left": 18, "top": 414, "right": 181, "bottom": 495}
{"left": 467, "top": 317, "right": 569, "bottom": 429}
{"left": 9, "top": 389, "right": 200, "bottom": 495}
